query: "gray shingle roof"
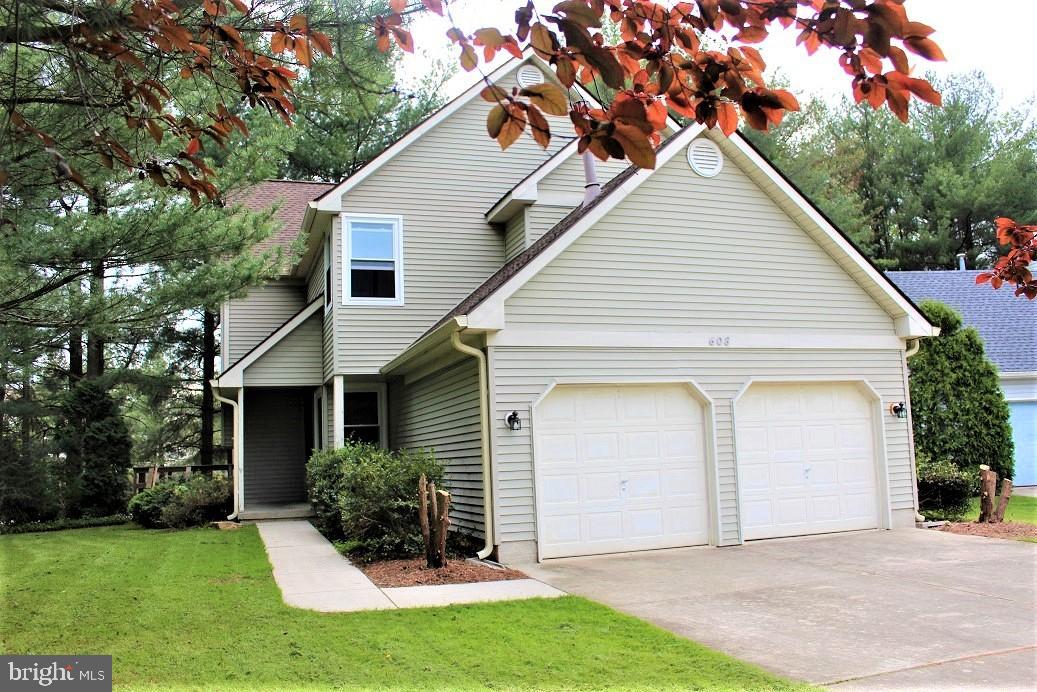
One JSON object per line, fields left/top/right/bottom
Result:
{"left": 887, "top": 270, "right": 1036, "bottom": 373}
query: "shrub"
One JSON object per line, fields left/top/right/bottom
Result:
{"left": 0, "top": 514, "right": 130, "bottom": 535}
{"left": 57, "top": 381, "right": 132, "bottom": 517}
{"left": 306, "top": 442, "right": 442, "bottom": 560}
{"left": 127, "top": 475, "right": 231, "bottom": 529}
{"left": 916, "top": 452, "right": 977, "bottom": 520}
{"left": 910, "top": 300, "right": 1014, "bottom": 480}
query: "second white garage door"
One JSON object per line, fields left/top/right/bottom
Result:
{"left": 534, "top": 384, "right": 710, "bottom": 559}
{"left": 736, "top": 382, "right": 880, "bottom": 540}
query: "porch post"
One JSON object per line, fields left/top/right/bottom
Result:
{"left": 333, "top": 375, "right": 345, "bottom": 448}
{"left": 236, "top": 387, "right": 245, "bottom": 513}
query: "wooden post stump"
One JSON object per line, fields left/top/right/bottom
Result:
{"left": 978, "top": 465, "right": 997, "bottom": 523}
{"left": 994, "top": 479, "right": 1014, "bottom": 523}
{"left": 418, "top": 476, "right": 451, "bottom": 568}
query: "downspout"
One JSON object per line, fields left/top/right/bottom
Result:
{"left": 212, "top": 385, "right": 242, "bottom": 520}
{"left": 581, "top": 150, "right": 601, "bottom": 204}
{"left": 450, "top": 331, "right": 495, "bottom": 559}
{"left": 902, "top": 338, "right": 922, "bottom": 521}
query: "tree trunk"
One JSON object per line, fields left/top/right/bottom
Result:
{"left": 20, "top": 369, "right": 31, "bottom": 453}
{"left": 978, "top": 466, "right": 997, "bottom": 523}
{"left": 994, "top": 479, "right": 1013, "bottom": 523}
{"left": 436, "top": 489, "right": 451, "bottom": 567}
{"left": 200, "top": 310, "right": 216, "bottom": 465}
{"left": 418, "top": 473, "right": 432, "bottom": 567}
{"left": 85, "top": 260, "right": 105, "bottom": 379}
{"left": 69, "top": 327, "right": 83, "bottom": 384}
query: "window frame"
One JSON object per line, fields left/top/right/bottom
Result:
{"left": 342, "top": 382, "right": 388, "bottom": 449}
{"left": 341, "top": 213, "right": 404, "bottom": 306}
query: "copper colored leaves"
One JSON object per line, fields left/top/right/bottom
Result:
{"left": 370, "top": 0, "right": 946, "bottom": 170}
{"left": 977, "top": 219, "right": 1036, "bottom": 299}
{"left": 482, "top": 81, "right": 570, "bottom": 151}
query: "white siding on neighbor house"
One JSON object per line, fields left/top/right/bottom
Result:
{"left": 243, "top": 314, "right": 323, "bottom": 387}
{"left": 504, "top": 212, "right": 526, "bottom": 263}
{"left": 224, "top": 281, "right": 306, "bottom": 364}
{"left": 488, "top": 347, "right": 914, "bottom": 546}
{"left": 390, "top": 358, "right": 485, "bottom": 536}
{"left": 332, "top": 66, "right": 572, "bottom": 374}
{"left": 505, "top": 138, "right": 896, "bottom": 335}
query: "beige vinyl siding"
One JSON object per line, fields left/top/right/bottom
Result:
{"left": 243, "top": 314, "right": 322, "bottom": 386}
{"left": 505, "top": 137, "right": 896, "bottom": 334}
{"left": 390, "top": 358, "right": 485, "bottom": 536}
{"left": 243, "top": 388, "right": 308, "bottom": 505}
{"left": 489, "top": 346, "right": 913, "bottom": 546}
{"left": 333, "top": 66, "right": 572, "bottom": 374}
{"left": 538, "top": 152, "right": 629, "bottom": 198}
{"left": 224, "top": 281, "right": 306, "bottom": 364}
{"left": 504, "top": 212, "right": 526, "bottom": 262}
{"left": 525, "top": 205, "right": 573, "bottom": 245}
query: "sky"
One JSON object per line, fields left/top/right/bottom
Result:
{"left": 399, "top": 0, "right": 1036, "bottom": 110}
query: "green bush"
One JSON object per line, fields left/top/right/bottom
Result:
{"left": 910, "top": 300, "right": 1014, "bottom": 480}
{"left": 306, "top": 442, "right": 442, "bottom": 560}
{"left": 0, "top": 514, "right": 130, "bottom": 535}
{"left": 127, "top": 475, "right": 231, "bottom": 529}
{"left": 916, "top": 452, "right": 977, "bottom": 520}
{"left": 57, "top": 381, "right": 132, "bottom": 517}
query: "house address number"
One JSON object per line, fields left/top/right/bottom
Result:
{"left": 708, "top": 336, "right": 731, "bottom": 347}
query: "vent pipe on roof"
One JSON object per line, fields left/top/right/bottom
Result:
{"left": 581, "top": 150, "right": 601, "bottom": 205}
{"left": 957, "top": 253, "right": 967, "bottom": 270}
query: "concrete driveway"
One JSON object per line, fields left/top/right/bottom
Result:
{"left": 518, "top": 529, "right": 1036, "bottom": 690}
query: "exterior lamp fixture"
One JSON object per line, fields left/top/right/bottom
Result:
{"left": 890, "top": 402, "right": 908, "bottom": 419}
{"left": 506, "top": 411, "right": 522, "bottom": 431}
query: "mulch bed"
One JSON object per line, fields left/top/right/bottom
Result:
{"left": 939, "top": 521, "right": 1037, "bottom": 540}
{"left": 358, "top": 558, "right": 528, "bottom": 588}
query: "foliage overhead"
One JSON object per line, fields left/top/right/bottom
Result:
{"left": 0, "top": 0, "right": 335, "bottom": 202}
{"left": 977, "top": 218, "right": 1036, "bottom": 299}
{"left": 375, "top": 0, "right": 945, "bottom": 169}
{"left": 909, "top": 300, "right": 1014, "bottom": 481}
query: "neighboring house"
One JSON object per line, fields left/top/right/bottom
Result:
{"left": 888, "top": 269, "right": 1037, "bottom": 486}
{"left": 212, "top": 53, "right": 937, "bottom": 563}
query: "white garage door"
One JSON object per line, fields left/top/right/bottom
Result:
{"left": 534, "top": 384, "right": 710, "bottom": 559}
{"left": 736, "top": 382, "right": 880, "bottom": 540}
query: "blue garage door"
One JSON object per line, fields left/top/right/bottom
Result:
{"left": 1011, "top": 401, "right": 1037, "bottom": 486}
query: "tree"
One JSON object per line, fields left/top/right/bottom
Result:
{"left": 909, "top": 300, "right": 1014, "bottom": 481}
{"left": 375, "top": 0, "right": 944, "bottom": 169}
{"left": 57, "top": 380, "right": 133, "bottom": 517}
{"left": 745, "top": 72, "right": 1037, "bottom": 273}
{"left": 977, "top": 218, "right": 1036, "bottom": 299}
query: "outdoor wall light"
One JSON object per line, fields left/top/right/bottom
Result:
{"left": 506, "top": 411, "right": 522, "bottom": 431}
{"left": 890, "top": 402, "right": 908, "bottom": 419}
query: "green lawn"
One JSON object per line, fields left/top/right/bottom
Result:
{"left": 962, "top": 494, "right": 1037, "bottom": 525}
{"left": 0, "top": 525, "right": 808, "bottom": 691}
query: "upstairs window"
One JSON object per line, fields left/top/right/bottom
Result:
{"left": 343, "top": 214, "right": 403, "bottom": 305}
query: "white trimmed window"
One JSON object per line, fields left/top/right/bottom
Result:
{"left": 342, "top": 214, "right": 403, "bottom": 305}
{"left": 343, "top": 384, "right": 388, "bottom": 448}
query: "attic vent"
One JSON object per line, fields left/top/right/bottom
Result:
{"left": 516, "top": 65, "right": 545, "bottom": 88}
{"left": 687, "top": 139, "right": 723, "bottom": 177}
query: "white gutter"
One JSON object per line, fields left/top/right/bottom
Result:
{"left": 902, "top": 339, "right": 922, "bottom": 520}
{"left": 212, "top": 384, "right": 243, "bottom": 520}
{"left": 449, "top": 331, "right": 495, "bottom": 560}
{"left": 905, "top": 338, "right": 921, "bottom": 358}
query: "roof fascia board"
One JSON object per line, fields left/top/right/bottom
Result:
{"left": 381, "top": 316, "right": 468, "bottom": 375}
{"left": 215, "top": 299, "right": 323, "bottom": 387}
{"left": 466, "top": 124, "right": 707, "bottom": 328}
{"left": 723, "top": 132, "right": 936, "bottom": 338}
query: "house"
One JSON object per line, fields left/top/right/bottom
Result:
{"left": 211, "top": 53, "right": 937, "bottom": 563}
{"left": 888, "top": 268, "right": 1036, "bottom": 486}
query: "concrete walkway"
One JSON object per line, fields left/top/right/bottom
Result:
{"left": 519, "top": 529, "right": 1037, "bottom": 690}
{"left": 257, "top": 520, "right": 561, "bottom": 612}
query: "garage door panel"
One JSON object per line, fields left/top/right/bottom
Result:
{"left": 536, "top": 384, "right": 711, "bottom": 559}
{"left": 737, "top": 383, "right": 879, "bottom": 540}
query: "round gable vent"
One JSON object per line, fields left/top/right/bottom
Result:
{"left": 516, "top": 64, "right": 545, "bottom": 88}
{"left": 687, "top": 138, "right": 723, "bottom": 177}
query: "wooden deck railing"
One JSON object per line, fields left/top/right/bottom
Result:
{"left": 132, "top": 456, "right": 232, "bottom": 493}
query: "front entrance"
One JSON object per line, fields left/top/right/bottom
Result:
{"left": 243, "top": 388, "right": 310, "bottom": 507}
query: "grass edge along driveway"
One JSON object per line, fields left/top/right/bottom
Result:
{"left": 1, "top": 525, "right": 810, "bottom": 691}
